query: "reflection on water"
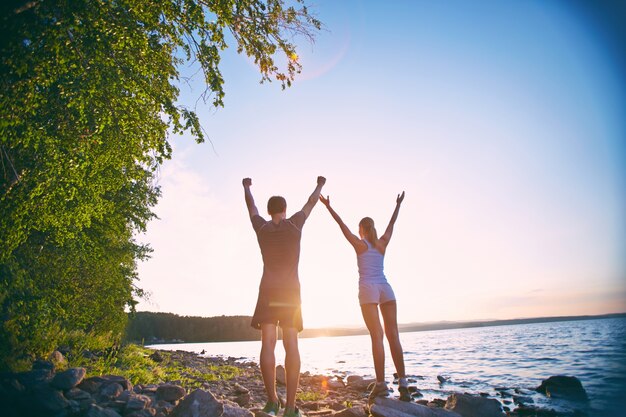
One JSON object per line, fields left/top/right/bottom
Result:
{"left": 151, "top": 317, "right": 626, "bottom": 416}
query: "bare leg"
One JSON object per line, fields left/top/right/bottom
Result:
{"left": 360, "top": 303, "right": 385, "bottom": 382}
{"left": 260, "top": 324, "right": 278, "bottom": 403}
{"left": 282, "top": 327, "right": 300, "bottom": 411}
{"left": 380, "top": 301, "right": 405, "bottom": 378}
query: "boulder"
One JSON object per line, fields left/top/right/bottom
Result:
{"left": 234, "top": 392, "right": 251, "bottom": 407}
{"left": 52, "top": 367, "right": 87, "bottom": 390}
{"left": 150, "top": 351, "right": 165, "bottom": 363}
{"left": 79, "top": 376, "right": 106, "bottom": 394}
{"left": 372, "top": 397, "right": 462, "bottom": 417}
{"left": 48, "top": 350, "right": 68, "bottom": 368}
{"left": 535, "top": 376, "right": 588, "bottom": 401}
{"left": 127, "top": 410, "right": 158, "bottom": 417}
{"left": 124, "top": 408, "right": 156, "bottom": 417}
{"left": 444, "top": 393, "right": 504, "bottom": 417}
{"left": 104, "top": 375, "right": 133, "bottom": 391}
{"left": 334, "top": 406, "right": 369, "bottom": 417}
{"left": 66, "top": 387, "right": 93, "bottom": 401}
{"left": 127, "top": 394, "right": 152, "bottom": 410}
{"left": 30, "top": 384, "right": 70, "bottom": 413}
{"left": 80, "top": 375, "right": 132, "bottom": 394}
{"left": 223, "top": 399, "right": 255, "bottom": 417}
{"left": 276, "top": 365, "right": 286, "bottom": 385}
{"left": 85, "top": 404, "right": 124, "bottom": 417}
{"left": 233, "top": 383, "right": 249, "bottom": 395}
{"left": 170, "top": 389, "right": 223, "bottom": 417}
{"left": 347, "top": 376, "right": 376, "bottom": 391}
{"left": 157, "top": 384, "right": 186, "bottom": 402}
{"left": 327, "top": 378, "right": 345, "bottom": 390}
{"left": 32, "top": 359, "right": 55, "bottom": 371}
{"left": 100, "top": 382, "right": 124, "bottom": 399}
{"left": 17, "top": 368, "right": 53, "bottom": 387}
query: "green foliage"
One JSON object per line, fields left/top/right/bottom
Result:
{"left": 297, "top": 390, "right": 327, "bottom": 402}
{"left": 125, "top": 312, "right": 261, "bottom": 343}
{"left": 0, "top": 0, "right": 320, "bottom": 370}
{"left": 68, "top": 344, "right": 241, "bottom": 387}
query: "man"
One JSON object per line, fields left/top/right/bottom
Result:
{"left": 242, "top": 176, "right": 326, "bottom": 417}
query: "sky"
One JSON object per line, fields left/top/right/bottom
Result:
{"left": 136, "top": 0, "right": 626, "bottom": 328}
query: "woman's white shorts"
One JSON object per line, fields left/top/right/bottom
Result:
{"left": 358, "top": 282, "right": 396, "bottom": 305}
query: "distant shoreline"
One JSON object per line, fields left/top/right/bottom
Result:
{"left": 136, "top": 311, "right": 626, "bottom": 345}
{"left": 299, "top": 311, "right": 626, "bottom": 339}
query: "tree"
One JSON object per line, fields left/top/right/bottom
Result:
{"left": 0, "top": 0, "right": 320, "bottom": 370}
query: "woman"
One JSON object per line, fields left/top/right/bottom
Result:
{"left": 319, "top": 191, "right": 411, "bottom": 401}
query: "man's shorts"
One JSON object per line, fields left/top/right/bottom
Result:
{"left": 358, "top": 282, "right": 396, "bottom": 305}
{"left": 251, "top": 287, "right": 303, "bottom": 332}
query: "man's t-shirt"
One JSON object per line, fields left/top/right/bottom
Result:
{"left": 251, "top": 211, "right": 306, "bottom": 290}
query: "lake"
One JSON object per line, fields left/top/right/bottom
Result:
{"left": 150, "top": 317, "right": 626, "bottom": 416}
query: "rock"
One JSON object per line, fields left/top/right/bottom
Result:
{"left": 127, "top": 410, "right": 158, "bottom": 417}
{"left": 370, "top": 397, "right": 462, "bottom": 417}
{"left": 127, "top": 394, "right": 152, "bottom": 410}
{"left": 234, "top": 392, "right": 251, "bottom": 407}
{"left": 17, "top": 368, "right": 53, "bottom": 387}
{"left": 301, "top": 401, "right": 322, "bottom": 411}
{"left": 327, "top": 402, "right": 348, "bottom": 411}
{"left": 428, "top": 399, "right": 446, "bottom": 408}
{"left": 535, "top": 376, "right": 588, "bottom": 401}
{"left": 104, "top": 375, "right": 133, "bottom": 391}
{"left": 170, "top": 389, "right": 223, "bottom": 417}
{"left": 48, "top": 350, "right": 68, "bottom": 368}
{"left": 223, "top": 399, "right": 255, "bottom": 417}
{"left": 346, "top": 375, "right": 375, "bottom": 391}
{"left": 410, "top": 389, "right": 423, "bottom": 399}
{"left": 150, "top": 351, "right": 165, "bottom": 363}
{"left": 100, "top": 382, "right": 124, "bottom": 399}
{"left": 142, "top": 384, "right": 160, "bottom": 394}
{"left": 118, "top": 390, "right": 132, "bottom": 402}
{"left": 436, "top": 376, "right": 447, "bottom": 384}
{"left": 52, "top": 367, "right": 87, "bottom": 390}
{"left": 32, "top": 359, "right": 55, "bottom": 371}
{"left": 156, "top": 399, "right": 176, "bottom": 414}
{"left": 372, "top": 397, "right": 462, "bottom": 417}
{"left": 307, "top": 410, "right": 334, "bottom": 417}
{"left": 79, "top": 376, "right": 106, "bottom": 394}
{"left": 30, "top": 383, "right": 70, "bottom": 413}
{"left": 444, "top": 393, "right": 504, "bottom": 417}
{"left": 233, "top": 383, "right": 249, "bottom": 395}
{"left": 276, "top": 365, "right": 286, "bottom": 385}
{"left": 85, "top": 404, "right": 124, "bottom": 417}
{"left": 512, "top": 395, "right": 533, "bottom": 405}
{"left": 327, "top": 378, "right": 345, "bottom": 390}
{"left": 334, "top": 406, "right": 368, "bottom": 417}
{"left": 66, "top": 387, "right": 93, "bottom": 401}
{"left": 80, "top": 375, "right": 132, "bottom": 394}
{"left": 157, "top": 384, "right": 186, "bottom": 402}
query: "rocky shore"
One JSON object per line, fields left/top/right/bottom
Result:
{"left": 0, "top": 349, "right": 591, "bottom": 417}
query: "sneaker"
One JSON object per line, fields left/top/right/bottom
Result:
{"left": 398, "top": 386, "right": 412, "bottom": 402}
{"left": 283, "top": 407, "right": 302, "bottom": 417}
{"left": 262, "top": 401, "right": 281, "bottom": 416}
{"left": 368, "top": 381, "right": 390, "bottom": 400}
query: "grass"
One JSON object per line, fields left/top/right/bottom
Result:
{"left": 296, "top": 390, "right": 327, "bottom": 402}
{"left": 68, "top": 344, "right": 241, "bottom": 387}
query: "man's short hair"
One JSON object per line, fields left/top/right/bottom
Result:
{"left": 267, "top": 196, "right": 287, "bottom": 215}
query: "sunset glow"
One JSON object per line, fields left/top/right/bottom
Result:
{"left": 136, "top": 1, "right": 625, "bottom": 329}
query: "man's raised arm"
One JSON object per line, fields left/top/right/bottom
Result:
{"left": 301, "top": 176, "right": 326, "bottom": 218}
{"left": 242, "top": 177, "right": 259, "bottom": 219}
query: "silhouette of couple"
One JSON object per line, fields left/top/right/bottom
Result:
{"left": 243, "top": 176, "right": 410, "bottom": 417}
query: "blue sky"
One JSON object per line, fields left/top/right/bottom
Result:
{"left": 136, "top": 0, "right": 625, "bottom": 327}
